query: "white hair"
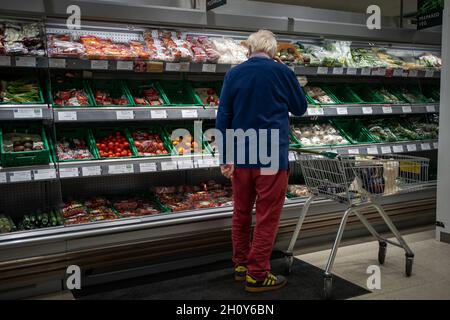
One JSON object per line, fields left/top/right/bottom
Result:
{"left": 245, "top": 30, "right": 277, "bottom": 58}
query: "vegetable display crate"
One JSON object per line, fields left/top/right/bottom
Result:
{"left": 14, "top": 210, "right": 64, "bottom": 231}
{"left": 304, "top": 84, "right": 340, "bottom": 106}
{"left": 290, "top": 120, "right": 351, "bottom": 148}
{"left": 91, "top": 127, "right": 139, "bottom": 159}
{"left": 0, "top": 125, "right": 51, "bottom": 167}
{"left": 190, "top": 81, "right": 222, "bottom": 107}
{"left": 54, "top": 128, "right": 99, "bottom": 162}
{"left": 360, "top": 119, "right": 418, "bottom": 143}
{"left": 111, "top": 193, "right": 172, "bottom": 217}
{"left": 349, "top": 85, "right": 387, "bottom": 104}
{"left": 125, "top": 80, "right": 170, "bottom": 106}
{"left": 331, "top": 119, "right": 378, "bottom": 144}
{"left": 0, "top": 78, "right": 45, "bottom": 105}
{"left": 48, "top": 78, "right": 95, "bottom": 108}
{"left": 325, "top": 85, "right": 364, "bottom": 104}
{"left": 87, "top": 79, "right": 134, "bottom": 107}
{"left": 129, "top": 125, "right": 175, "bottom": 158}
{"left": 164, "top": 125, "right": 213, "bottom": 156}
{"left": 420, "top": 85, "right": 440, "bottom": 102}
{"left": 159, "top": 81, "right": 203, "bottom": 106}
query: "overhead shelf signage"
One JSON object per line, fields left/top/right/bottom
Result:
{"left": 417, "top": 0, "right": 444, "bottom": 30}
{"left": 207, "top": 0, "right": 227, "bottom": 10}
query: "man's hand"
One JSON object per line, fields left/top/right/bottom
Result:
{"left": 220, "top": 164, "right": 235, "bottom": 179}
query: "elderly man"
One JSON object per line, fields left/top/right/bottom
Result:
{"left": 216, "top": 30, "right": 308, "bottom": 292}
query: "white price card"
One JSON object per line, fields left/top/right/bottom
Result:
{"left": 362, "top": 107, "right": 373, "bottom": 114}
{"left": 182, "top": 109, "right": 198, "bottom": 118}
{"left": 408, "top": 69, "right": 418, "bottom": 77}
{"left": 161, "top": 161, "right": 178, "bottom": 171}
{"left": 108, "top": 164, "right": 134, "bottom": 174}
{"left": 139, "top": 162, "right": 157, "bottom": 173}
{"left": 420, "top": 143, "right": 431, "bottom": 151}
{"left": 197, "top": 159, "right": 215, "bottom": 168}
{"left": 13, "top": 108, "right": 42, "bottom": 119}
{"left": 0, "top": 172, "right": 6, "bottom": 184}
{"left": 393, "top": 69, "right": 404, "bottom": 77}
{"left": 426, "top": 105, "right": 436, "bottom": 113}
{"left": 116, "top": 61, "right": 133, "bottom": 71}
{"left": 179, "top": 62, "right": 190, "bottom": 72}
{"left": 49, "top": 58, "right": 66, "bottom": 68}
{"left": 82, "top": 166, "right": 101, "bottom": 176}
{"left": 177, "top": 160, "right": 194, "bottom": 169}
{"left": 289, "top": 152, "right": 296, "bottom": 161}
{"left": 367, "top": 147, "right": 378, "bottom": 155}
{"left": 346, "top": 68, "right": 357, "bottom": 75}
{"left": 0, "top": 56, "right": 11, "bottom": 66}
{"left": 392, "top": 145, "right": 404, "bottom": 153}
{"left": 402, "top": 106, "right": 412, "bottom": 113}
{"left": 361, "top": 68, "right": 371, "bottom": 76}
{"left": 59, "top": 167, "right": 79, "bottom": 178}
{"left": 33, "top": 169, "right": 56, "bottom": 180}
{"left": 317, "top": 67, "right": 328, "bottom": 74}
{"left": 406, "top": 144, "right": 417, "bottom": 152}
{"left": 374, "top": 68, "right": 386, "bottom": 76}
{"left": 348, "top": 148, "right": 360, "bottom": 155}
{"left": 307, "top": 108, "right": 324, "bottom": 116}
{"left": 57, "top": 111, "right": 77, "bottom": 121}
{"left": 10, "top": 171, "right": 32, "bottom": 182}
{"left": 332, "top": 67, "right": 344, "bottom": 75}
{"left": 116, "top": 110, "right": 134, "bottom": 120}
{"left": 336, "top": 107, "right": 348, "bottom": 115}
{"left": 150, "top": 109, "right": 168, "bottom": 119}
{"left": 91, "top": 60, "right": 108, "bottom": 70}
{"left": 425, "top": 70, "right": 434, "bottom": 78}
{"left": 382, "top": 106, "right": 393, "bottom": 114}
{"left": 165, "top": 63, "right": 181, "bottom": 71}
{"left": 15, "top": 56, "right": 36, "bottom": 67}
{"left": 433, "top": 142, "right": 438, "bottom": 149}
{"left": 202, "top": 64, "right": 217, "bottom": 73}
{"left": 381, "top": 146, "right": 392, "bottom": 154}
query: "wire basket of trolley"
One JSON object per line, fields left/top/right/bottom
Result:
{"left": 284, "top": 148, "right": 430, "bottom": 299}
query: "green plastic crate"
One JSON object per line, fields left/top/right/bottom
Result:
{"left": 159, "top": 81, "right": 203, "bottom": 106}
{"left": 128, "top": 125, "right": 174, "bottom": 157}
{"left": 325, "top": 85, "right": 364, "bottom": 104}
{"left": 303, "top": 84, "right": 340, "bottom": 105}
{"left": 290, "top": 120, "right": 351, "bottom": 148}
{"left": 48, "top": 78, "right": 95, "bottom": 108}
{"left": 360, "top": 119, "right": 406, "bottom": 142}
{"left": 331, "top": 119, "right": 378, "bottom": 144}
{"left": 53, "top": 128, "right": 98, "bottom": 162}
{"left": 0, "top": 125, "right": 50, "bottom": 167}
{"left": 421, "top": 85, "right": 440, "bottom": 102}
{"left": 92, "top": 127, "right": 138, "bottom": 159}
{"left": 110, "top": 193, "right": 171, "bottom": 218}
{"left": 349, "top": 85, "right": 386, "bottom": 104}
{"left": 389, "top": 85, "right": 432, "bottom": 104}
{"left": 87, "top": 79, "right": 134, "bottom": 107}
{"left": 125, "top": 80, "right": 170, "bottom": 106}
{"left": 164, "top": 125, "right": 213, "bottom": 156}
{"left": 190, "top": 81, "right": 222, "bottom": 107}
{"left": 0, "top": 78, "right": 45, "bottom": 105}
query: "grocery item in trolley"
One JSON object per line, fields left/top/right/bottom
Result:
{"left": 287, "top": 185, "right": 310, "bottom": 198}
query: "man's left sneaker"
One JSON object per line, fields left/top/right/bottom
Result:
{"left": 234, "top": 265, "right": 248, "bottom": 282}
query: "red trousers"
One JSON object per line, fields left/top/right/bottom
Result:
{"left": 232, "top": 168, "right": 288, "bottom": 280}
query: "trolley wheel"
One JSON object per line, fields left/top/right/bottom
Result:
{"left": 284, "top": 255, "right": 294, "bottom": 275}
{"left": 405, "top": 254, "right": 414, "bottom": 277}
{"left": 323, "top": 275, "right": 333, "bottom": 300}
{"left": 378, "top": 241, "right": 387, "bottom": 265}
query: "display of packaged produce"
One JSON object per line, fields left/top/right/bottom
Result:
{"left": 276, "top": 43, "right": 302, "bottom": 65}
{"left": 291, "top": 123, "right": 348, "bottom": 146}
{"left": 112, "top": 196, "right": 161, "bottom": 217}
{"left": 376, "top": 87, "right": 403, "bottom": 103}
{"left": 194, "top": 87, "right": 219, "bottom": 106}
{"left": 0, "top": 215, "right": 15, "bottom": 233}
{"left": 374, "top": 49, "right": 405, "bottom": 69}
{"left": 186, "top": 35, "right": 221, "bottom": 63}
{"left": 363, "top": 119, "right": 418, "bottom": 142}
{"left": 169, "top": 130, "right": 204, "bottom": 155}
{"left": 394, "top": 88, "right": 427, "bottom": 103}
{"left": 211, "top": 37, "right": 248, "bottom": 64}
{"left": 296, "top": 41, "right": 353, "bottom": 67}
{"left": 287, "top": 185, "right": 310, "bottom": 198}
{"left": 88, "top": 206, "right": 118, "bottom": 222}
{"left": 47, "top": 34, "right": 85, "bottom": 57}
{"left": 131, "top": 130, "right": 169, "bottom": 156}
{"left": 95, "top": 130, "right": 133, "bottom": 158}
{"left": 62, "top": 200, "right": 88, "bottom": 219}
{"left": 418, "top": 53, "right": 442, "bottom": 68}
{"left": 304, "top": 86, "right": 336, "bottom": 104}
{"left": 0, "top": 78, "right": 40, "bottom": 103}
{"left": 3, "top": 131, "right": 44, "bottom": 152}
{"left": 1, "top": 22, "right": 45, "bottom": 56}
{"left": 53, "top": 88, "right": 90, "bottom": 106}
{"left": 93, "top": 89, "right": 130, "bottom": 106}
{"left": 80, "top": 35, "right": 136, "bottom": 60}
{"left": 16, "top": 210, "right": 62, "bottom": 230}
{"left": 56, "top": 136, "right": 94, "bottom": 161}
{"left": 351, "top": 48, "right": 388, "bottom": 68}
{"left": 129, "top": 40, "right": 152, "bottom": 60}
{"left": 85, "top": 196, "right": 110, "bottom": 209}
{"left": 132, "top": 84, "right": 165, "bottom": 106}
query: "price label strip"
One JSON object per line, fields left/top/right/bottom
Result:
{"left": 0, "top": 172, "right": 7, "bottom": 183}
{"left": 332, "top": 67, "right": 344, "bottom": 75}
{"left": 58, "top": 111, "right": 77, "bottom": 121}
{"left": 116, "top": 110, "right": 134, "bottom": 120}
{"left": 307, "top": 108, "right": 324, "bottom": 116}
{"left": 82, "top": 166, "right": 101, "bottom": 176}
{"left": 59, "top": 167, "right": 79, "bottom": 178}
{"left": 13, "top": 108, "right": 43, "bottom": 119}
{"left": 91, "top": 60, "right": 108, "bottom": 70}
{"left": 336, "top": 107, "right": 348, "bottom": 115}
{"left": 33, "top": 169, "right": 57, "bottom": 180}
{"left": 382, "top": 106, "right": 393, "bottom": 114}
{"left": 202, "top": 64, "right": 217, "bottom": 73}
{"left": 346, "top": 68, "right": 357, "bottom": 75}
{"left": 150, "top": 109, "right": 168, "bottom": 119}
{"left": 49, "top": 58, "right": 66, "bottom": 68}
{"left": 182, "top": 109, "right": 198, "bottom": 118}
{"left": 406, "top": 144, "right": 417, "bottom": 152}
{"left": 392, "top": 145, "right": 404, "bottom": 153}
{"left": 362, "top": 107, "right": 373, "bottom": 114}
{"left": 178, "top": 160, "right": 194, "bottom": 169}
{"left": 426, "top": 105, "right": 436, "bottom": 113}
{"left": 317, "top": 67, "right": 328, "bottom": 74}
{"left": 367, "top": 147, "right": 378, "bottom": 155}
{"left": 116, "top": 61, "right": 133, "bottom": 71}
{"left": 348, "top": 148, "right": 360, "bottom": 155}
{"left": 381, "top": 146, "right": 392, "bottom": 154}
{"left": 10, "top": 171, "right": 32, "bottom": 182}
{"left": 139, "top": 162, "right": 157, "bottom": 173}
{"left": 402, "top": 106, "right": 412, "bottom": 113}
{"left": 420, "top": 143, "right": 431, "bottom": 151}
{"left": 161, "top": 161, "right": 178, "bottom": 171}
{"left": 16, "top": 56, "right": 36, "bottom": 67}
{"left": 0, "top": 56, "right": 12, "bottom": 66}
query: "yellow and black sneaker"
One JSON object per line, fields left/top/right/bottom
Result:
{"left": 245, "top": 273, "right": 287, "bottom": 293}
{"left": 234, "top": 265, "right": 248, "bottom": 282}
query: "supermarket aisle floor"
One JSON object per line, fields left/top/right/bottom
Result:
{"left": 297, "top": 229, "right": 450, "bottom": 300}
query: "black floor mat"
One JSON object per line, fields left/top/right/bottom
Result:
{"left": 74, "top": 258, "right": 370, "bottom": 300}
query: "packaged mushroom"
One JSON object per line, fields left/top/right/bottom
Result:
{"left": 304, "top": 86, "right": 336, "bottom": 104}
{"left": 291, "top": 123, "right": 348, "bottom": 146}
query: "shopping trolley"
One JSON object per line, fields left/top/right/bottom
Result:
{"left": 284, "top": 149, "right": 430, "bottom": 299}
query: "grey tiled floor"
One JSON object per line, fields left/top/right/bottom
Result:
{"left": 297, "top": 229, "right": 450, "bottom": 300}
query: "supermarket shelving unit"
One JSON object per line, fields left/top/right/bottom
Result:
{"left": 0, "top": 11, "right": 441, "bottom": 298}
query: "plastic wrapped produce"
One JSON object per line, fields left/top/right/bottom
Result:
{"left": 3, "top": 131, "right": 43, "bottom": 152}
{"left": 132, "top": 84, "right": 165, "bottom": 106}
{"left": 88, "top": 206, "right": 117, "bottom": 222}
{"left": 53, "top": 88, "right": 90, "bottom": 106}
{"left": 1, "top": 78, "right": 40, "bottom": 103}
{"left": 3, "top": 22, "right": 45, "bottom": 56}
{"left": 113, "top": 197, "right": 161, "bottom": 217}
{"left": 276, "top": 42, "right": 302, "bottom": 65}
{"left": 211, "top": 38, "right": 248, "bottom": 64}
{"left": 351, "top": 48, "right": 388, "bottom": 68}
{"left": 56, "top": 136, "right": 94, "bottom": 161}
{"left": 287, "top": 185, "right": 310, "bottom": 198}
{"left": 47, "top": 34, "right": 85, "bottom": 57}
{"left": 194, "top": 87, "right": 219, "bottom": 106}
{"left": 418, "top": 53, "right": 442, "bottom": 68}
{"left": 131, "top": 130, "right": 169, "bottom": 156}
{"left": 0, "top": 215, "right": 15, "bottom": 233}
{"left": 291, "top": 123, "right": 348, "bottom": 146}
{"left": 62, "top": 200, "right": 87, "bottom": 219}
{"left": 93, "top": 89, "right": 130, "bottom": 106}
{"left": 304, "top": 86, "right": 335, "bottom": 104}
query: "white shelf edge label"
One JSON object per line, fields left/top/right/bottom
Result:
{"left": 91, "top": 60, "right": 108, "bottom": 70}
{"left": 0, "top": 172, "right": 7, "bottom": 183}
{"left": 59, "top": 167, "right": 79, "bottom": 178}
{"left": 426, "top": 105, "right": 436, "bottom": 113}
{"left": 116, "top": 61, "right": 133, "bottom": 71}
{"left": 197, "top": 158, "right": 215, "bottom": 168}
{"left": 367, "top": 147, "right": 378, "bottom": 155}
{"left": 433, "top": 142, "right": 438, "bottom": 149}
{"left": 13, "top": 108, "right": 42, "bottom": 119}
{"left": 82, "top": 166, "right": 101, "bottom": 176}
{"left": 307, "top": 108, "right": 324, "bottom": 116}
{"left": 361, "top": 68, "right": 371, "bottom": 76}
{"left": 317, "top": 67, "right": 328, "bottom": 74}
{"left": 421, "top": 143, "right": 431, "bottom": 150}
{"left": 166, "top": 63, "right": 180, "bottom": 71}
{"left": 116, "top": 110, "right": 134, "bottom": 120}
{"left": 10, "top": 171, "right": 32, "bottom": 182}
{"left": 406, "top": 144, "right": 417, "bottom": 152}
{"left": 402, "top": 106, "right": 412, "bottom": 113}
{"left": 332, "top": 67, "right": 344, "bottom": 75}
{"left": 108, "top": 164, "right": 134, "bottom": 174}
{"left": 0, "top": 56, "right": 11, "bottom": 66}
{"left": 393, "top": 69, "right": 404, "bottom": 77}
{"left": 15, "top": 56, "right": 36, "bottom": 67}
{"left": 336, "top": 107, "right": 348, "bottom": 115}
{"left": 409, "top": 70, "right": 418, "bottom": 77}
{"left": 425, "top": 70, "right": 434, "bottom": 78}
{"left": 381, "top": 146, "right": 392, "bottom": 154}
{"left": 392, "top": 145, "right": 404, "bottom": 153}
{"left": 161, "top": 161, "right": 178, "bottom": 171}
{"left": 348, "top": 148, "right": 360, "bottom": 155}
{"left": 49, "top": 58, "right": 66, "bottom": 68}
{"left": 382, "top": 106, "right": 393, "bottom": 114}
{"left": 362, "top": 107, "right": 373, "bottom": 114}
{"left": 177, "top": 160, "right": 194, "bottom": 169}
{"left": 182, "top": 109, "right": 198, "bottom": 118}
{"left": 57, "top": 111, "right": 77, "bottom": 121}
{"left": 33, "top": 168, "right": 57, "bottom": 180}
{"left": 139, "top": 162, "right": 157, "bottom": 173}
{"left": 202, "top": 64, "right": 216, "bottom": 73}
{"left": 150, "top": 109, "right": 168, "bottom": 119}
{"left": 346, "top": 68, "right": 357, "bottom": 75}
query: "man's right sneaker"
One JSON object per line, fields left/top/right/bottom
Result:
{"left": 245, "top": 273, "right": 287, "bottom": 293}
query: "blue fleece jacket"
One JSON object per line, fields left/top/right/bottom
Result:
{"left": 215, "top": 57, "right": 308, "bottom": 170}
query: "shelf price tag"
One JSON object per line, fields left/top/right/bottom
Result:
{"left": 393, "top": 69, "right": 404, "bottom": 77}
{"left": 150, "top": 109, "right": 168, "bottom": 119}
{"left": 202, "top": 64, "right": 217, "bottom": 73}
{"left": 165, "top": 63, "right": 180, "bottom": 71}
{"left": 373, "top": 68, "right": 386, "bottom": 76}
{"left": 33, "top": 168, "right": 56, "bottom": 180}
{"left": 332, "top": 67, "right": 344, "bottom": 75}
{"left": 59, "top": 167, "right": 79, "bottom": 178}
{"left": 361, "top": 68, "right": 371, "bottom": 76}
{"left": 346, "top": 68, "right": 357, "bottom": 75}
{"left": 10, "top": 171, "right": 32, "bottom": 182}
{"left": 91, "top": 60, "right": 108, "bottom": 70}
{"left": 116, "top": 61, "right": 133, "bottom": 71}
{"left": 0, "top": 172, "right": 6, "bottom": 184}
{"left": 392, "top": 145, "right": 404, "bottom": 153}
{"left": 179, "top": 62, "right": 190, "bottom": 72}
{"left": 177, "top": 160, "right": 194, "bottom": 169}
{"left": 336, "top": 107, "right": 348, "bottom": 115}
{"left": 146, "top": 62, "right": 164, "bottom": 73}
{"left": 367, "top": 147, "right": 378, "bottom": 155}
{"left": 402, "top": 106, "right": 412, "bottom": 113}
{"left": 15, "top": 56, "right": 36, "bottom": 67}
{"left": 108, "top": 164, "right": 134, "bottom": 175}
{"left": 362, "top": 107, "right": 373, "bottom": 114}
{"left": 408, "top": 69, "right": 418, "bottom": 77}
{"left": 57, "top": 111, "right": 77, "bottom": 121}
{"left": 348, "top": 148, "right": 360, "bottom": 155}
{"left": 182, "top": 109, "right": 198, "bottom": 118}
{"left": 116, "top": 110, "right": 134, "bottom": 120}
{"left": 82, "top": 166, "right": 101, "bottom": 176}
{"left": 426, "top": 105, "right": 436, "bottom": 113}
{"left": 289, "top": 152, "right": 296, "bottom": 161}
{"left": 197, "top": 158, "right": 215, "bottom": 168}
{"left": 0, "top": 56, "right": 11, "bottom": 66}
{"left": 420, "top": 143, "right": 431, "bottom": 151}
{"left": 307, "top": 108, "right": 324, "bottom": 116}
{"left": 406, "top": 144, "right": 417, "bottom": 152}
{"left": 139, "top": 162, "right": 157, "bottom": 173}
{"left": 317, "top": 67, "right": 328, "bottom": 74}
{"left": 161, "top": 161, "right": 178, "bottom": 171}
{"left": 49, "top": 58, "right": 66, "bottom": 68}
{"left": 13, "top": 108, "right": 42, "bottom": 119}
{"left": 382, "top": 106, "right": 393, "bottom": 114}
{"left": 381, "top": 146, "right": 392, "bottom": 154}
{"left": 433, "top": 142, "right": 438, "bottom": 149}
{"left": 425, "top": 70, "right": 434, "bottom": 78}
